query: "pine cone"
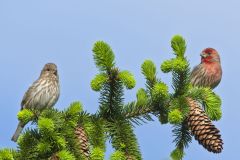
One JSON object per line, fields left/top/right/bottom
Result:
{"left": 50, "top": 153, "right": 59, "bottom": 160}
{"left": 187, "top": 98, "right": 223, "bottom": 153}
{"left": 75, "top": 125, "right": 90, "bottom": 158}
{"left": 126, "top": 155, "right": 135, "bottom": 160}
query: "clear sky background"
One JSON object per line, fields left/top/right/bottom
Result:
{"left": 0, "top": 1, "right": 239, "bottom": 159}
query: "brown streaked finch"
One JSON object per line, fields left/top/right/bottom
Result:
{"left": 11, "top": 63, "right": 60, "bottom": 142}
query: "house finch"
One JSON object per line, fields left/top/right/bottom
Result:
{"left": 11, "top": 63, "right": 60, "bottom": 142}
{"left": 188, "top": 48, "right": 223, "bottom": 153}
{"left": 190, "top": 48, "right": 222, "bottom": 89}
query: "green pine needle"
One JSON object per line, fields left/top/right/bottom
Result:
{"left": 136, "top": 88, "right": 148, "bottom": 106}
{"left": 110, "top": 151, "right": 126, "bottom": 160}
{"left": 161, "top": 59, "right": 174, "bottom": 73}
{"left": 172, "top": 58, "right": 188, "bottom": 73}
{"left": 84, "top": 118, "right": 106, "bottom": 150}
{"left": 0, "top": 149, "right": 15, "bottom": 160}
{"left": 152, "top": 82, "right": 169, "bottom": 102}
{"left": 90, "top": 147, "right": 105, "bottom": 160}
{"left": 91, "top": 73, "right": 108, "bottom": 91}
{"left": 17, "top": 109, "right": 34, "bottom": 124}
{"left": 168, "top": 109, "right": 183, "bottom": 124}
{"left": 15, "top": 106, "right": 87, "bottom": 159}
{"left": 168, "top": 97, "right": 190, "bottom": 119}
{"left": 123, "top": 102, "right": 153, "bottom": 125}
{"left": 203, "top": 89, "right": 222, "bottom": 120}
{"left": 161, "top": 58, "right": 187, "bottom": 73}
{"left": 170, "top": 148, "right": 185, "bottom": 160}
{"left": 141, "top": 60, "right": 156, "bottom": 81}
{"left": 56, "top": 136, "right": 67, "bottom": 149}
{"left": 171, "top": 35, "right": 186, "bottom": 57}
{"left": 187, "top": 87, "right": 222, "bottom": 120}
{"left": 57, "top": 150, "right": 75, "bottom": 160}
{"left": 66, "top": 102, "right": 83, "bottom": 115}
{"left": 36, "top": 142, "right": 51, "bottom": 154}
{"left": 38, "top": 117, "right": 55, "bottom": 133}
{"left": 92, "top": 41, "right": 115, "bottom": 71}
{"left": 106, "top": 120, "right": 142, "bottom": 160}
{"left": 172, "top": 122, "right": 192, "bottom": 150}
{"left": 118, "top": 70, "right": 136, "bottom": 89}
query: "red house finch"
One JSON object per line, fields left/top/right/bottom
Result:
{"left": 11, "top": 63, "right": 60, "bottom": 142}
{"left": 190, "top": 48, "right": 222, "bottom": 89}
{"left": 188, "top": 48, "right": 223, "bottom": 153}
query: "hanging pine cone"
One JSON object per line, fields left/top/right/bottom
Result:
{"left": 187, "top": 98, "right": 223, "bottom": 153}
{"left": 75, "top": 125, "right": 90, "bottom": 158}
{"left": 125, "top": 154, "right": 135, "bottom": 160}
{"left": 50, "top": 153, "right": 59, "bottom": 160}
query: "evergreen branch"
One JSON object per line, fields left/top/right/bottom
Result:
{"left": 186, "top": 87, "right": 222, "bottom": 120}
{"left": 168, "top": 96, "right": 190, "bottom": 120}
{"left": 141, "top": 60, "right": 157, "bottom": 92}
{"left": 90, "top": 147, "right": 105, "bottom": 160}
{"left": 168, "top": 109, "right": 183, "bottom": 124}
{"left": 123, "top": 102, "right": 153, "bottom": 125}
{"left": 92, "top": 41, "right": 115, "bottom": 72}
{"left": 141, "top": 60, "right": 157, "bottom": 82}
{"left": 171, "top": 35, "right": 186, "bottom": 57}
{"left": 0, "top": 148, "right": 17, "bottom": 160}
{"left": 140, "top": 60, "right": 171, "bottom": 124}
{"left": 136, "top": 88, "right": 148, "bottom": 106}
{"left": 110, "top": 150, "right": 126, "bottom": 160}
{"left": 172, "top": 121, "right": 192, "bottom": 148}
{"left": 172, "top": 121, "right": 192, "bottom": 160}
{"left": 55, "top": 150, "right": 76, "bottom": 160}
{"left": 118, "top": 70, "right": 136, "bottom": 89}
{"left": 83, "top": 115, "right": 106, "bottom": 151}
{"left": 170, "top": 147, "right": 185, "bottom": 160}
{"left": 106, "top": 120, "right": 142, "bottom": 160}
{"left": 15, "top": 107, "right": 85, "bottom": 159}
{"left": 99, "top": 68, "right": 124, "bottom": 120}
{"left": 91, "top": 73, "right": 108, "bottom": 91}
{"left": 161, "top": 58, "right": 188, "bottom": 74}
{"left": 17, "top": 109, "right": 34, "bottom": 124}
{"left": 17, "top": 129, "right": 41, "bottom": 160}
{"left": 161, "top": 35, "right": 190, "bottom": 98}
{"left": 7, "top": 35, "right": 223, "bottom": 160}
{"left": 151, "top": 82, "right": 169, "bottom": 102}
{"left": 172, "top": 63, "right": 190, "bottom": 97}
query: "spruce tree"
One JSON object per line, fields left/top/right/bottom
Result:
{"left": 0, "top": 35, "right": 223, "bottom": 160}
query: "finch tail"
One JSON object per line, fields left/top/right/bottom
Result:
{"left": 11, "top": 122, "right": 24, "bottom": 142}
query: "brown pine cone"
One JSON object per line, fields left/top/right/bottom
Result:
{"left": 187, "top": 98, "right": 223, "bottom": 153}
{"left": 50, "top": 153, "right": 59, "bottom": 160}
{"left": 75, "top": 125, "right": 90, "bottom": 158}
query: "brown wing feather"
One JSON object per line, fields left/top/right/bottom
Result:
{"left": 20, "top": 79, "right": 39, "bottom": 110}
{"left": 190, "top": 63, "right": 222, "bottom": 89}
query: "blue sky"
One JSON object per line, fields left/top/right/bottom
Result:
{"left": 0, "top": 1, "right": 239, "bottom": 159}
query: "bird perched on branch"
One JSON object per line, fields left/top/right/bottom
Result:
{"left": 11, "top": 63, "right": 60, "bottom": 142}
{"left": 190, "top": 48, "right": 222, "bottom": 89}
{"left": 188, "top": 48, "right": 223, "bottom": 153}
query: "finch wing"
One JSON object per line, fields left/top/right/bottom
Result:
{"left": 21, "top": 79, "right": 40, "bottom": 110}
{"left": 190, "top": 65, "right": 202, "bottom": 86}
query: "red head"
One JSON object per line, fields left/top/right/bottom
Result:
{"left": 200, "top": 48, "right": 220, "bottom": 64}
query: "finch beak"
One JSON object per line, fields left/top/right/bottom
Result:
{"left": 200, "top": 52, "right": 208, "bottom": 58}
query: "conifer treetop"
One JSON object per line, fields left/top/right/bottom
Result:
{"left": 1, "top": 35, "right": 222, "bottom": 160}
